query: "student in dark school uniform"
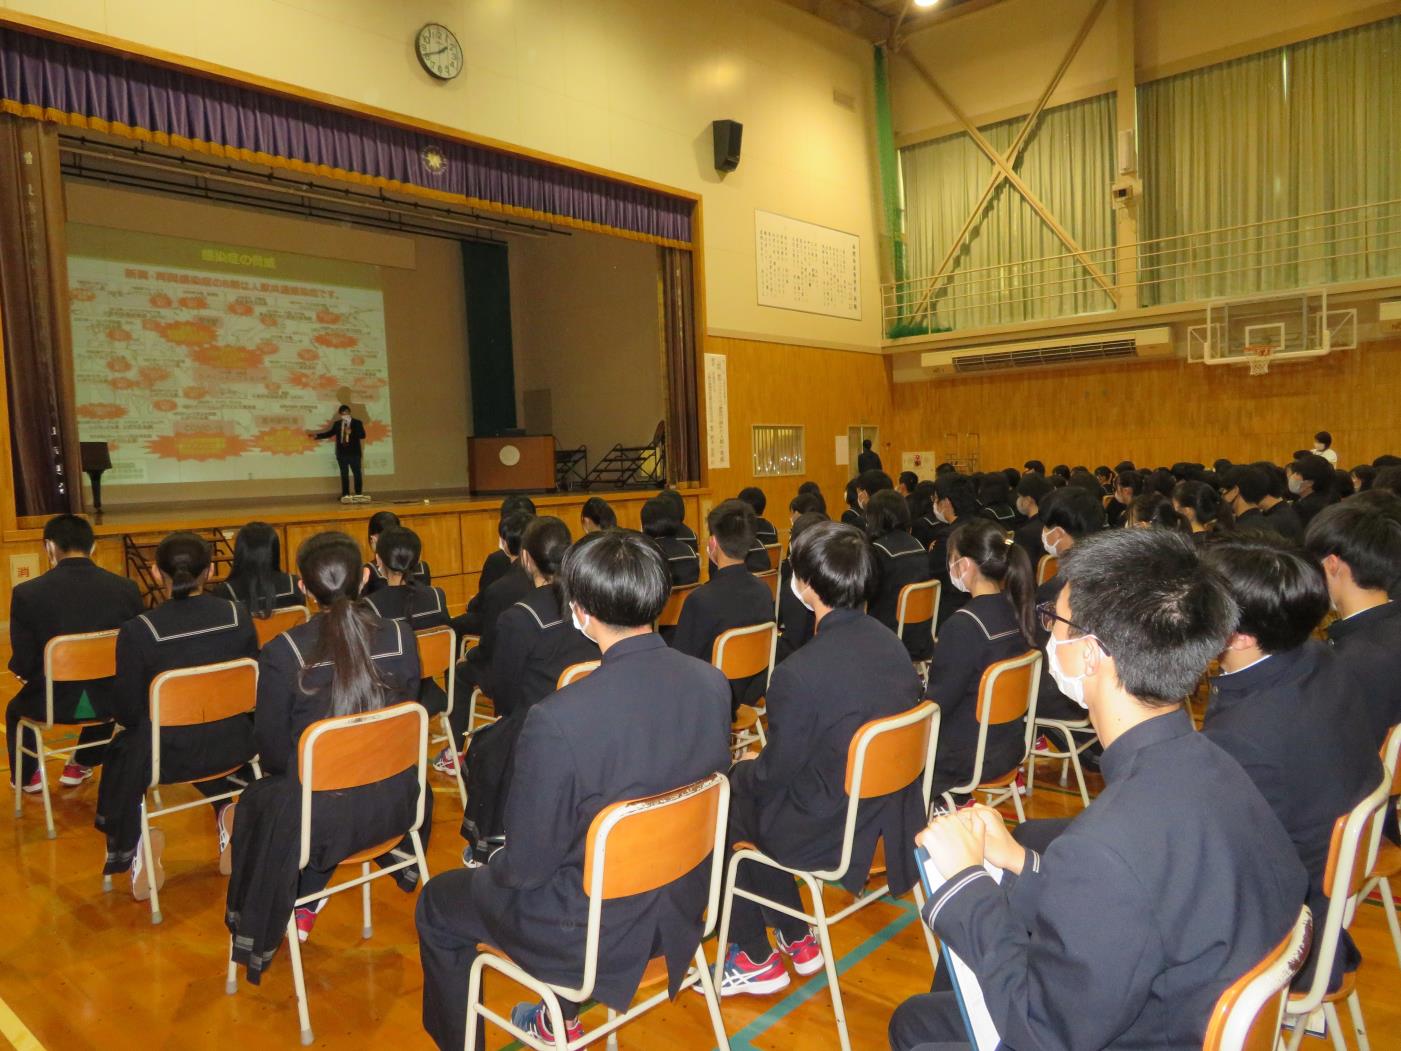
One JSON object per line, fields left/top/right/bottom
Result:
{"left": 1173, "top": 479, "right": 1232, "bottom": 536}
{"left": 1033, "top": 487, "right": 1106, "bottom": 726}
{"left": 7, "top": 514, "right": 143, "bottom": 793}
{"left": 1288, "top": 453, "right": 1338, "bottom": 530}
{"left": 1012, "top": 472, "right": 1054, "bottom": 560}
{"left": 855, "top": 469, "right": 894, "bottom": 513}
{"left": 788, "top": 490, "right": 826, "bottom": 521}
{"left": 1222, "top": 465, "right": 1285, "bottom": 537}
{"left": 977, "top": 473, "right": 1018, "bottom": 527}
{"left": 417, "top": 529, "right": 730, "bottom": 1049}
{"left": 1255, "top": 461, "right": 1305, "bottom": 540}
{"left": 925, "top": 518, "right": 1038, "bottom": 797}
{"left": 95, "top": 532, "right": 260, "bottom": 896}
{"left": 775, "top": 511, "right": 826, "bottom": 663}
{"left": 1307, "top": 492, "right": 1401, "bottom": 843}
{"left": 579, "top": 495, "right": 616, "bottom": 534}
{"left": 474, "top": 496, "right": 537, "bottom": 598}
{"left": 211, "top": 522, "right": 302, "bottom": 616}
{"left": 738, "top": 486, "right": 781, "bottom": 571}
{"left": 929, "top": 473, "right": 978, "bottom": 629}
{"left": 1200, "top": 534, "right": 1383, "bottom": 990}
{"left": 717, "top": 520, "right": 924, "bottom": 996}
{"left": 840, "top": 478, "right": 865, "bottom": 529}
{"left": 363, "top": 526, "right": 452, "bottom": 718}
{"left": 865, "top": 490, "right": 935, "bottom": 662}
{"left": 226, "top": 532, "right": 427, "bottom": 981}
{"left": 440, "top": 510, "right": 536, "bottom": 772}
{"left": 1107, "top": 468, "right": 1144, "bottom": 529}
{"left": 891, "top": 529, "right": 1307, "bottom": 1051}
{"left": 460, "top": 516, "right": 601, "bottom": 863}
{"left": 909, "top": 480, "right": 940, "bottom": 550}
{"left": 641, "top": 497, "right": 700, "bottom": 586}
{"left": 656, "top": 489, "right": 699, "bottom": 553}
{"left": 670, "top": 500, "right": 775, "bottom": 714}
{"left": 1022, "top": 459, "right": 1045, "bottom": 476}
{"left": 362, "top": 510, "right": 433, "bottom": 596}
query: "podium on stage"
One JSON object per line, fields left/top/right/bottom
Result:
{"left": 467, "top": 435, "right": 556, "bottom": 494}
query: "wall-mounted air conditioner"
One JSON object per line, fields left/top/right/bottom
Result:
{"left": 918, "top": 327, "right": 1174, "bottom": 377}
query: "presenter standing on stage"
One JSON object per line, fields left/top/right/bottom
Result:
{"left": 308, "top": 404, "right": 368, "bottom": 503}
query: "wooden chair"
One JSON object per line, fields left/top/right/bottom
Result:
{"left": 251, "top": 605, "right": 310, "bottom": 648}
{"left": 1281, "top": 774, "right": 1390, "bottom": 1051}
{"left": 226, "top": 701, "right": 430, "bottom": 1045}
{"left": 757, "top": 564, "right": 782, "bottom": 609}
{"left": 714, "top": 702, "right": 940, "bottom": 1051}
{"left": 1360, "top": 723, "right": 1401, "bottom": 969}
{"left": 940, "top": 650, "right": 1042, "bottom": 822}
{"left": 466, "top": 772, "right": 732, "bottom": 1051}
{"left": 136, "top": 657, "right": 260, "bottom": 923}
{"left": 458, "top": 632, "right": 481, "bottom": 663}
{"left": 895, "top": 579, "right": 941, "bottom": 678}
{"left": 557, "top": 661, "right": 600, "bottom": 689}
{"left": 12, "top": 629, "right": 120, "bottom": 839}
{"left": 656, "top": 584, "right": 696, "bottom": 629}
{"left": 1203, "top": 905, "right": 1311, "bottom": 1051}
{"left": 1035, "top": 554, "right": 1059, "bottom": 586}
{"left": 416, "top": 626, "right": 464, "bottom": 806}
{"left": 711, "top": 622, "right": 777, "bottom": 756}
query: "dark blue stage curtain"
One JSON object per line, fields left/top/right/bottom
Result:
{"left": 0, "top": 25, "right": 693, "bottom": 246}
{"left": 461, "top": 241, "right": 517, "bottom": 438}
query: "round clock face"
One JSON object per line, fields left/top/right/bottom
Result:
{"left": 416, "top": 23, "right": 463, "bottom": 81}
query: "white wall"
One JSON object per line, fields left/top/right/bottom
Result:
{"left": 4, "top": 0, "right": 886, "bottom": 352}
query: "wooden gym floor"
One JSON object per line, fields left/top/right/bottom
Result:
{"left": 1, "top": 731, "right": 1398, "bottom": 1050}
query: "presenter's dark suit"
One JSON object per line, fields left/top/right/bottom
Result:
{"left": 7, "top": 557, "right": 143, "bottom": 783}
{"left": 417, "top": 632, "right": 730, "bottom": 1051}
{"left": 314, "top": 416, "right": 366, "bottom": 496}
{"left": 890, "top": 709, "right": 1307, "bottom": 1051}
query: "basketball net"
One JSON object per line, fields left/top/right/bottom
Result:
{"left": 1242, "top": 344, "right": 1276, "bottom": 376}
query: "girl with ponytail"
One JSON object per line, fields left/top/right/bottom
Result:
{"left": 363, "top": 511, "right": 433, "bottom": 595}
{"left": 459, "top": 516, "right": 599, "bottom": 862}
{"left": 923, "top": 517, "right": 1040, "bottom": 796}
{"left": 364, "top": 526, "right": 452, "bottom": 717}
{"left": 98, "top": 531, "right": 260, "bottom": 897}
{"left": 227, "top": 532, "right": 428, "bottom": 975}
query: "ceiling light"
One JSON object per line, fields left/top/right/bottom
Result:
{"left": 913, "top": 0, "right": 941, "bottom": 8}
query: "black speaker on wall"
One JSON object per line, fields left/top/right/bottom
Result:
{"left": 712, "top": 119, "right": 743, "bottom": 173}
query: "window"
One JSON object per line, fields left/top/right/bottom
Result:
{"left": 752, "top": 425, "right": 805, "bottom": 477}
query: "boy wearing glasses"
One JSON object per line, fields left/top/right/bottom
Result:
{"left": 890, "top": 529, "right": 1306, "bottom": 1051}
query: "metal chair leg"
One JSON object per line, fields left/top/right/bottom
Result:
{"left": 1377, "top": 876, "right": 1401, "bottom": 968}
{"left": 141, "top": 798, "right": 162, "bottom": 924}
{"left": 694, "top": 945, "right": 731, "bottom": 1050}
{"left": 1347, "top": 991, "right": 1370, "bottom": 1051}
{"left": 286, "top": 915, "right": 314, "bottom": 1045}
{"left": 1324, "top": 1003, "right": 1347, "bottom": 1051}
{"left": 806, "top": 877, "right": 851, "bottom": 1051}
{"left": 361, "top": 862, "right": 373, "bottom": 939}
{"left": 441, "top": 712, "right": 467, "bottom": 807}
{"left": 713, "top": 851, "right": 744, "bottom": 991}
{"left": 34, "top": 727, "right": 56, "bottom": 838}
{"left": 542, "top": 991, "right": 570, "bottom": 1051}
{"left": 225, "top": 935, "right": 239, "bottom": 995}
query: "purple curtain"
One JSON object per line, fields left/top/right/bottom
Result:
{"left": 660, "top": 247, "right": 699, "bottom": 484}
{"left": 0, "top": 26, "right": 693, "bottom": 245}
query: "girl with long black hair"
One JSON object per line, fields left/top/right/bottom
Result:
{"left": 212, "top": 521, "right": 301, "bottom": 617}
{"left": 364, "top": 525, "right": 452, "bottom": 717}
{"left": 226, "top": 532, "right": 427, "bottom": 984}
{"left": 362, "top": 510, "right": 432, "bottom": 595}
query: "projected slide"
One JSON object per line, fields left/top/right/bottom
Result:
{"left": 67, "top": 225, "right": 394, "bottom": 487}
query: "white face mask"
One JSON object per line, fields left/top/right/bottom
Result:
{"left": 1042, "top": 529, "right": 1059, "bottom": 558}
{"left": 1287, "top": 476, "right": 1304, "bottom": 495}
{"left": 790, "top": 574, "right": 813, "bottom": 611}
{"left": 570, "top": 605, "right": 593, "bottom": 642}
{"left": 1045, "top": 632, "right": 1091, "bottom": 709}
{"left": 933, "top": 503, "right": 950, "bottom": 525}
{"left": 949, "top": 557, "right": 971, "bottom": 594}
{"left": 1015, "top": 497, "right": 1031, "bottom": 519}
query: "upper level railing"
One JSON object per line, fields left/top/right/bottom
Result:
{"left": 882, "top": 198, "right": 1401, "bottom": 338}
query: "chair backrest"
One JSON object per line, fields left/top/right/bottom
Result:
{"left": 656, "top": 584, "right": 696, "bottom": 628}
{"left": 572, "top": 773, "right": 729, "bottom": 1003}
{"left": 1381, "top": 722, "right": 1401, "bottom": 795}
{"left": 415, "top": 625, "right": 456, "bottom": 680}
{"left": 1036, "top": 554, "right": 1059, "bottom": 586}
{"left": 1291, "top": 774, "right": 1390, "bottom": 1014}
{"left": 1203, "top": 906, "right": 1312, "bottom": 1051}
{"left": 296, "top": 701, "right": 428, "bottom": 870}
{"left": 253, "top": 605, "right": 310, "bottom": 648}
{"left": 557, "top": 660, "right": 600, "bottom": 689}
{"left": 711, "top": 622, "right": 777, "bottom": 683}
{"left": 148, "top": 658, "right": 259, "bottom": 786}
{"left": 822, "top": 702, "right": 939, "bottom": 882}
{"left": 895, "top": 579, "right": 941, "bottom": 640}
{"left": 976, "top": 650, "right": 1041, "bottom": 726}
{"left": 42, "top": 629, "right": 120, "bottom": 724}
{"left": 758, "top": 566, "right": 781, "bottom": 606}
{"left": 761, "top": 544, "right": 782, "bottom": 573}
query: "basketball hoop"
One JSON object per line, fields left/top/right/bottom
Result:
{"left": 1242, "top": 343, "right": 1276, "bottom": 376}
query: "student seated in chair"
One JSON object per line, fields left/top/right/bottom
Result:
{"left": 472, "top": 496, "right": 536, "bottom": 598}
{"left": 924, "top": 518, "right": 1037, "bottom": 798}
{"left": 1032, "top": 486, "right": 1105, "bottom": 726}
{"left": 775, "top": 511, "right": 826, "bottom": 663}
{"left": 890, "top": 528, "right": 1307, "bottom": 1051}
{"left": 417, "top": 529, "right": 730, "bottom": 1049}
{"left": 363, "top": 526, "right": 452, "bottom": 718}
{"left": 95, "top": 532, "right": 260, "bottom": 897}
{"left": 226, "top": 532, "right": 426, "bottom": 981}
{"left": 640, "top": 497, "right": 700, "bottom": 587}
{"left": 579, "top": 495, "right": 616, "bottom": 534}
{"left": 1200, "top": 533, "right": 1382, "bottom": 991}
{"left": 738, "top": 486, "right": 780, "bottom": 571}
{"left": 460, "top": 517, "right": 599, "bottom": 863}
{"left": 656, "top": 488, "right": 698, "bottom": 553}
{"left": 210, "top": 522, "right": 302, "bottom": 616}
{"left": 670, "top": 499, "right": 775, "bottom": 715}
{"left": 361, "top": 511, "right": 432, "bottom": 595}
{"left": 929, "top": 473, "right": 978, "bottom": 629}
{"left": 865, "top": 490, "right": 934, "bottom": 663}
{"left": 7, "top": 514, "right": 142, "bottom": 794}
{"left": 718, "top": 520, "right": 924, "bottom": 996}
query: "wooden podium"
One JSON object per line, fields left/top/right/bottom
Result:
{"left": 467, "top": 435, "right": 556, "bottom": 494}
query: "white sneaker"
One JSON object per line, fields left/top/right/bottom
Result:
{"left": 339, "top": 495, "right": 353, "bottom": 504}
{"left": 218, "top": 802, "right": 237, "bottom": 876}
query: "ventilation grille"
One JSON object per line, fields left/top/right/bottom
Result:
{"left": 951, "top": 338, "right": 1139, "bottom": 374}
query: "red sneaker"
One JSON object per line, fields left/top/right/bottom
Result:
{"left": 60, "top": 763, "right": 93, "bottom": 787}
{"left": 510, "top": 1002, "right": 583, "bottom": 1043}
{"left": 294, "top": 899, "right": 326, "bottom": 943}
{"left": 775, "top": 928, "right": 825, "bottom": 977}
{"left": 716, "top": 944, "right": 791, "bottom": 997}
{"left": 19, "top": 771, "right": 42, "bottom": 795}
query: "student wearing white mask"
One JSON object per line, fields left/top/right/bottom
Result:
{"left": 1012, "top": 473, "right": 1053, "bottom": 560}
{"left": 928, "top": 473, "right": 979, "bottom": 629}
{"left": 1033, "top": 487, "right": 1105, "bottom": 725}
{"left": 923, "top": 518, "right": 1038, "bottom": 797}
